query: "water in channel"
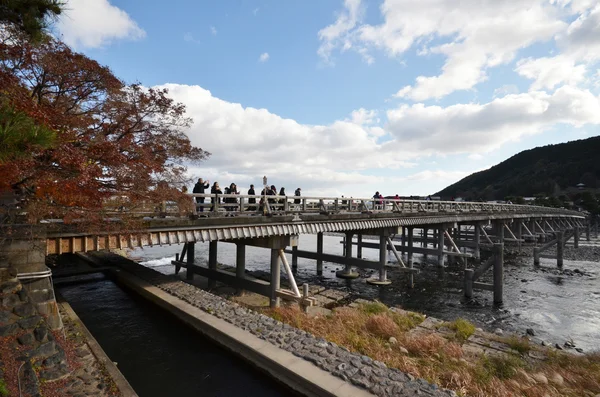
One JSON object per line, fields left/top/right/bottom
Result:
{"left": 57, "top": 275, "right": 292, "bottom": 397}
{"left": 130, "top": 234, "right": 600, "bottom": 352}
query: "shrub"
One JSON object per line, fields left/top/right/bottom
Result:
{"left": 445, "top": 318, "right": 476, "bottom": 342}
{"left": 505, "top": 336, "right": 531, "bottom": 354}
{"left": 360, "top": 301, "right": 388, "bottom": 315}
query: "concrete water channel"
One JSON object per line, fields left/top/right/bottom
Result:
{"left": 55, "top": 269, "right": 295, "bottom": 397}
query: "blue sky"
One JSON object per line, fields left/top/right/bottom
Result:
{"left": 55, "top": 0, "right": 600, "bottom": 197}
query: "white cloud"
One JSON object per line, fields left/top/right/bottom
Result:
{"left": 318, "top": 1, "right": 600, "bottom": 100}
{"left": 516, "top": 55, "right": 587, "bottom": 90}
{"left": 57, "top": 0, "right": 145, "bottom": 49}
{"left": 317, "top": 0, "right": 363, "bottom": 65}
{"left": 183, "top": 32, "right": 201, "bottom": 44}
{"left": 386, "top": 85, "right": 600, "bottom": 154}
{"left": 259, "top": 52, "right": 270, "bottom": 62}
{"left": 157, "top": 83, "right": 600, "bottom": 197}
{"left": 253, "top": 8, "right": 259, "bottom": 16}
{"left": 210, "top": 26, "right": 217, "bottom": 36}
{"left": 468, "top": 154, "right": 484, "bottom": 160}
{"left": 493, "top": 85, "right": 519, "bottom": 98}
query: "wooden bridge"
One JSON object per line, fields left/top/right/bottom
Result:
{"left": 39, "top": 194, "right": 592, "bottom": 308}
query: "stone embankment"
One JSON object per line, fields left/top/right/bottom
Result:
{"left": 89, "top": 251, "right": 455, "bottom": 397}
{"left": 0, "top": 264, "right": 128, "bottom": 397}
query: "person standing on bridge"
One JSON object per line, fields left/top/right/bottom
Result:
{"left": 373, "top": 191, "right": 383, "bottom": 210}
{"left": 193, "top": 178, "right": 210, "bottom": 212}
{"left": 248, "top": 184, "right": 256, "bottom": 211}
{"left": 210, "top": 182, "right": 222, "bottom": 211}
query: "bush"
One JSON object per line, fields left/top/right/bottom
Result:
{"left": 445, "top": 318, "right": 476, "bottom": 342}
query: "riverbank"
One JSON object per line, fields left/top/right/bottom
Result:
{"left": 0, "top": 265, "right": 133, "bottom": 397}
{"left": 82, "top": 251, "right": 454, "bottom": 397}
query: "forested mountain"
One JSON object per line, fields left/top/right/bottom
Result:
{"left": 436, "top": 136, "right": 600, "bottom": 204}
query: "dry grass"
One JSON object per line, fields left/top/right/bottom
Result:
{"left": 263, "top": 302, "right": 600, "bottom": 397}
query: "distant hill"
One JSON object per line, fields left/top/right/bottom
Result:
{"left": 436, "top": 136, "right": 600, "bottom": 201}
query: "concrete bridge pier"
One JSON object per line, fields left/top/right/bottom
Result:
{"left": 474, "top": 223, "right": 481, "bottom": 260}
{"left": 407, "top": 227, "right": 414, "bottom": 288}
{"left": 316, "top": 232, "right": 324, "bottom": 276}
{"left": 586, "top": 220, "right": 591, "bottom": 241}
{"left": 356, "top": 234, "right": 363, "bottom": 259}
{"left": 556, "top": 231, "right": 564, "bottom": 268}
{"left": 437, "top": 225, "right": 445, "bottom": 267}
{"left": 493, "top": 243, "right": 504, "bottom": 305}
{"left": 574, "top": 226, "right": 579, "bottom": 249}
{"left": 336, "top": 232, "right": 359, "bottom": 279}
{"left": 366, "top": 233, "right": 391, "bottom": 285}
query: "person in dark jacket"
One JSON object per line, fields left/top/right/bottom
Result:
{"left": 248, "top": 184, "right": 256, "bottom": 211}
{"left": 294, "top": 188, "right": 301, "bottom": 204}
{"left": 227, "top": 183, "right": 239, "bottom": 212}
{"left": 210, "top": 182, "right": 222, "bottom": 211}
{"left": 279, "top": 187, "right": 286, "bottom": 206}
{"left": 193, "top": 178, "right": 210, "bottom": 212}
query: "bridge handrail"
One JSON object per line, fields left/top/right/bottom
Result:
{"left": 113, "top": 193, "right": 583, "bottom": 218}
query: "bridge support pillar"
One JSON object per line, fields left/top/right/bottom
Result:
{"left": 367, "top": 233, "right": 391, "bottom": 285}
{"left": 292, "top": 246, "right": 298, "bottom": 271}
{"left": 186, "top": 242, "right": 196, "bottom": 281}
{"left": 556, "top": 231, "right": 564, "bottom": 268}
{"left": 422, "top": 228, "right": 428, "bottom": 260}
{"left": 270, "top": 248, "right": 281, "bottom": 308}
{"left": 337, "top": 232, "right": 359, "bottom": 279}
{"left": 493, "top": 243, "right": 504, "bottom": 305}
{"left": 236, "top": 242, "right": 246, "bottom": 281}
{"left": 516, "top": 221, "right": 522, "bottom": 250}
{"left": 574, "top": 226, "right": 579, "bottom": 249}
{"left": 437, "top": 226, "right": 445, "bottom": 267}
{"left": 586, "top": 221, "right": 591, "bottom": 241}
{"left": 407, "top": 227, "right": 414, "bottom": 288}
{"left": 316, "top": 232, "right": 323, "bottom": 276}
{"left": 208, "top": 241, "right": 217, "bottom": 288}
{"left": 401, "top": 227, "right": 406, "bottom": 254}
{"left": 464, "top": 269, "right": 474, "bottom": 299}
{"left": 474, "top": 223, "right": 481, "bottom": 260}
{"left": 357, "top": 234, "right": 363, "bottom": 259}
{"left": 495, "top": 220, "right": 504, "bottom": 244}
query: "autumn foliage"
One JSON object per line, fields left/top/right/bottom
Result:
{"left": 0, "top": 32, "right": 208, "bottom": 229}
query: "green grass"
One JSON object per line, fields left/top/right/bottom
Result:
{"left": 445, "top": 318, "right": 476, "bottom": 342}
{"left": 0, "top": 378, "right": 8, "bottom": 397}
{"left": 504, "top": 335, "right": 532, "bottom": 354}
{"left": 359, "top": 301, "right": 388, "bottom": 315}
{"left": 482, "top": 354, "right": 526, "bottom": 380}
{"left": 391, "top": 312, "right": 425, "bottom": 331}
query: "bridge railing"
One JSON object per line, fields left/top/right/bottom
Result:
{"left": 173, "top": 194, "right": 584, "bottom": 218}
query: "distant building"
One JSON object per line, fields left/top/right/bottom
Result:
{"left": 523, "top": 197, "right": 536, "bottom": 202}
{"left": 576, "top": 183, "right": 586, "bottom": 190}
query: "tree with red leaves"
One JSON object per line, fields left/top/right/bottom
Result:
{"left": 0, "top": 34, "right": 209, "bottom": 228}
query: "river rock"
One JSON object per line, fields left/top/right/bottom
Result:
{"left": 399, "top": 346, "right": 409, "bottom": 354}
{"left": 388, "top": 336, "right": 398, "bottom": 344}
{"left": 526, "top": 328, "right": 535, "bottom": 336}
{"left": 494, "top": 328, "right": 503, "bottom": 336}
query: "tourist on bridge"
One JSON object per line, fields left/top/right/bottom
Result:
{"left": 279, "top": 187, "right": 286, "bottom": 206}
{"left": 210, "top": 182, "right": 222, "bottom": 211}
{"left": 373, "top": 191, "right": 383, "bottom": 210}
{"left": 225, "top": 183, "right": 239, "bottom": 212}
{"left": 193, "top": 178, "right": 210, "bottom": 212}
{"left": 294, "top": 188, "right": 301, "bottom": 204}
{"left": 248, "top": 184, "right": 256, "bottom": 211}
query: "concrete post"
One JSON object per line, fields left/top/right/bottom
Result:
{"left": 464, "top": 269, "right": 474, "bottom": 298}
{"left": 422, "top": 228, "right": 428, "bottom": 260}
{"left": 316, "top": 232, "right": 323, "bottom": 276}
{"left": 407, "top": 227, "right": 414, "bottom": 288}
{"left": 437, "top": 226, "right": 445, "bottom": 267}
{"left": 474, "top": 223, "right": 481, "bottom": 260}
{"left": 186, "top": 242, "right": 195, "bottom": 281}
{"left": 208, "top": 240, "right": 217, "bottom": 289}
{"left": 292, "top": 246, "right": 298, "bottom": 271}
{"left": 556, "top": 231, "right": 564, "bottom": 268}
{"left": 574, "top": 226, "right": 579, "bottom": 249}
{"left": 493, "top": 243, "right": 504, "bottom": 305}
{"left": 496, "top": 221, "right": 504, "bottom": 244}
{"left": 337, "top": 232, "right": 359, "bottom": 279}
{"left": 357, "top": 234, "right": 363, "bottom": 259}
{"left": 533, "top": 247, "right": 540, "bottom": 266}
{"left": 236, "top": 243, "right": 245, "bottom": 279}
{"left": 270, "top": 248, "right": 281, "bottom": 308}
{"left": 433, "top": 229, "right": 437, "bottom": 249}
{"left": 367, "top": 233, "right": 391, "bottom": 285}
{"left": 586, "top": 220, "right": 591, "bottom": 241}
{"left": 401, "top": 227, "right": 406, "bottom": 254}
{"left": 516, "top": 221, "right": 522, "bottom": 250}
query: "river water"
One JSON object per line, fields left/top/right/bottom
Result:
{"left": 129, "top": 234, "right": 600, "bottom": 352}
{"left": 56, "top": 276, "right": 291, "bottom": 397}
